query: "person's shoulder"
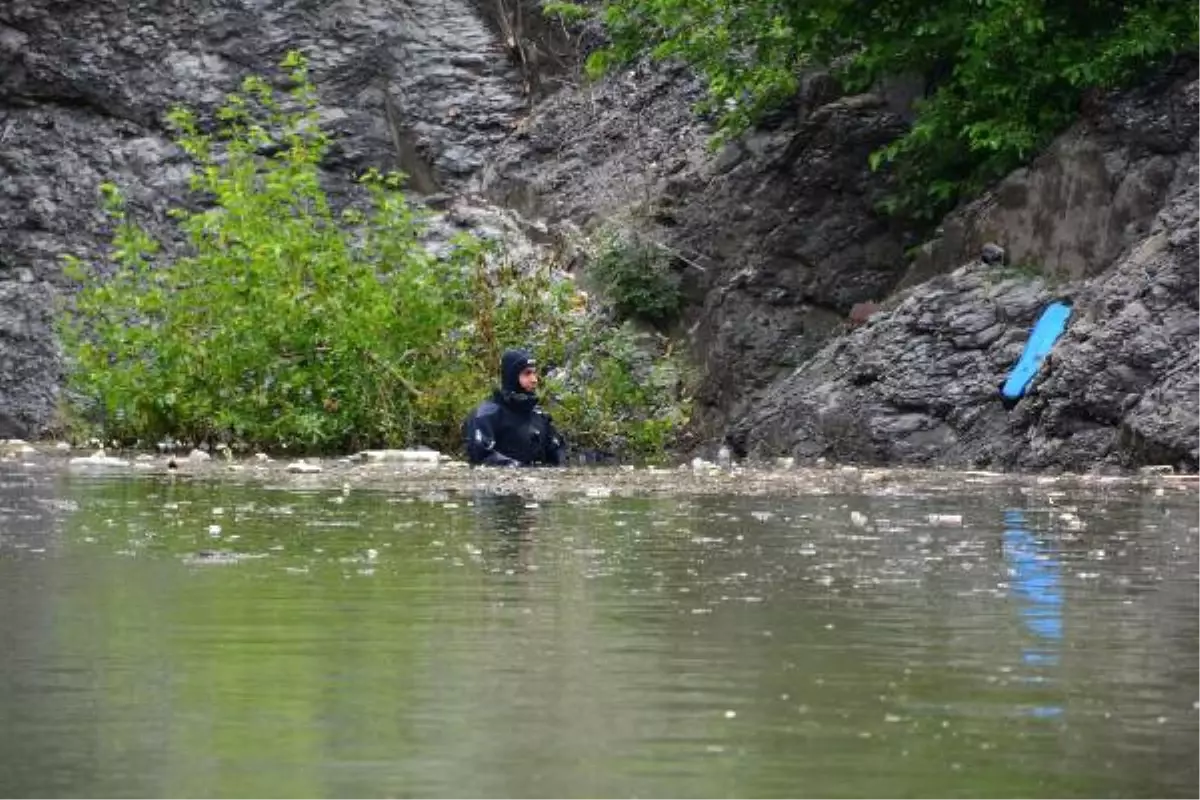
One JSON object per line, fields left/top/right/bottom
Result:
{"left": 469, "top": 397, "right": 502, "bottom": 419}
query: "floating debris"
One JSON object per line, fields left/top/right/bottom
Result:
{"left": 359, "top": 449, "right": 443, "bottom": 463}
{"left": 1, "top": 439, "right": 38, "bottom": 457}
{"left": 68, "top": 451, "right": 130, "bottom": 469}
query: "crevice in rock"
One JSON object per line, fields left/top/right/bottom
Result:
{"left": 467, "top": 0, "right": 589, "bottom": 101}
{"left": 0, "top": 92, "right": 149, "bottom": 133}
{"left": 382, "top": 89, "right": 442, "bottom": 195}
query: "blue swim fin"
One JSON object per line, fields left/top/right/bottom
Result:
{"left": 1001, "top": 300, "right": 1072, "bottom": 405}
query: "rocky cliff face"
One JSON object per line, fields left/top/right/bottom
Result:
{"left": 481, "top": 54, "right": 1198, "bottom": 472}
{"left": 476, "top": 64, "right": 916, "bottom": 434}
{"left": 0, "top": 0, "right": 539, "bottom": 437}
{"left": 727, "top": 61, "right": 1199, "bottom": 472}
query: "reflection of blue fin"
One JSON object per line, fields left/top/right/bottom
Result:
{"left": 1001, "top": 301, "right": 1073, "bottom": 404}
{"left": 1022, "top": 649, "right": 1060, "bottom": 666}
{"left": 1029, "top": 706, "right": 1063, "bottom": 719}
{"left": 1004, "top": 508, "right": 1066, "bottom": 720}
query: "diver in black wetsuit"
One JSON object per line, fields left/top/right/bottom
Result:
{"left": 462, "top": 348, "right": 568, "bottom": 467}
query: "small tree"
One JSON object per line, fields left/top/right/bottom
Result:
{"left": 60, "top": 53, "right": 476, "bottom": 451}
{"left": 587, "top": 229, "right": 683, "bottom": 326}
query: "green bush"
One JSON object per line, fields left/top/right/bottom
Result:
{"left": 57, "top": 52, "right": 689, "bottom": 459}
{"left": 584, "top": 0, "right": 1198, "bottom": 221}
{"left": 543, "top": 323, "right": 691, "bottom": 457}
{"left": 588, "top": 230, "right": 682, "bottom": 325}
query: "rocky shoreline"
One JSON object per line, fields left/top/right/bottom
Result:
{"left": 3, "top": 440, "right": 1195, "bottom": 501}
{"left": 483, "top": 55, "right": 1199, "bottom": 474}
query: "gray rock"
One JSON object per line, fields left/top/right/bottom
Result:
{"left": 728, "top": 167, "right": 1198, "bottom": 472}
{"left": 981, "top": 242, "right": 1006, "bottom": 265}
{"left": 0, "top": 281, "right": 60, "bottom": 438}
{"left": 901, "top": 58, "right": 1197, "bottom": 288}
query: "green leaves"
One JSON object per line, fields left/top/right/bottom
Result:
{"left": 57, "top": 51, "right": 689, "bottom": 459}
{"left": 589, "top": 230, "right": 683, "bottom": 326}
{"left": 543, "top": 1, "right": 592, "bottom": 22}
{"left": 587, "top": 0, "right": 1198, "bottom": 221}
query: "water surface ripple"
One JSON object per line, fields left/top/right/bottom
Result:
{"left": 0, "top": 467, "right": 1195, "bottom": 797}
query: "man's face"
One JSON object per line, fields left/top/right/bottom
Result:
{"left": 518, "top": 366, "right": 539, "bottom": 392}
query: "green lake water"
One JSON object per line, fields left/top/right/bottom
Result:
{"left": 0, "top": 466, "right": 1196, "bottom": 797}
